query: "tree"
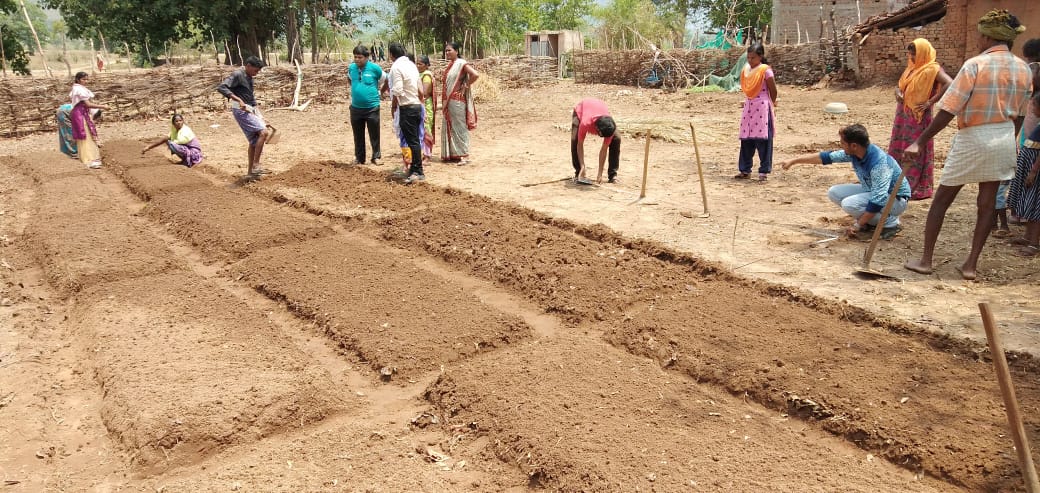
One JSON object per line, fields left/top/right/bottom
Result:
{"left": 690, "top": 0, "right": 771, "bottom": 42}
{"left": 593, "top": 0, "right": 672, "bottom": 50}
{"left": 650, "top": 0, "right": 692, "bottom": 48}
{"left": 534, "top": 0, "right": 590, "bottom": 31}
{"left": 44, "top": 0, "right": 286, "bottom": 65}
{"left": 0, "top": 0, "right": 47, "bottom": 53}
{"left": 395, "top": 0, "right": 590, "bottom": 56}
{"left": 0, "top": 0, "right": 31, "bottom": 74}
{"left": 396, "top": 0, "right": 478, "bottom": 50}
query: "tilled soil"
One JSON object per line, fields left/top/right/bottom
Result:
{"left": 1, "top": 81, "right": 1038, "bottom": 492}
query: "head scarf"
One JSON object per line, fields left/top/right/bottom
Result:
{"left": 740, "top": 62, "right": 770, "bottom": 99}
{"left": 977, "top": 9, "right": 1026, "bottom": 43}
{"left": 898, "top": 38, "right": 941, "bottom": 122}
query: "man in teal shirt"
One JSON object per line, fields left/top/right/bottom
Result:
{"left": 348, "top": 45, "right": 384, "bottom": 164}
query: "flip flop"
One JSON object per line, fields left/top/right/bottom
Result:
{"left": 1010, "top": 237, "right": 1033, "bottom": 246}
{"left": 991, "top": 229, "right": 1013, "bottom": 239}
{"left": 1012, "top": 245, "right": 1040, "bottom": 258}
{"left": 733, "top": 173, "right": 750, "bottom": 180}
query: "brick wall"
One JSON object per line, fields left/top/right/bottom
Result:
{"left": 772, "top": 0, "right": 890, "bottom": 44}
{"left": 852, "top": 19, "right": 964, "bottom": 84}
{"left": 850, "top": 0, "right": 1038, "bottom": 85}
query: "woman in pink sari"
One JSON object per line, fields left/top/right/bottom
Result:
{"left": 887, "top": 38, "right": 951, "bottom": 200}
{"left": 440, "top": 42, "right": 479, "bottom": 164}
{"left": 69, "top": 72, "right": 109, "bottom": 169}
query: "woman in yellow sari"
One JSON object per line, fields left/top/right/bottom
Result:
{"left": 417, "top": 55, "right": 437, "bottom": 163}
{"left": 886, "top": 38, "right": 951, "bottom": 200}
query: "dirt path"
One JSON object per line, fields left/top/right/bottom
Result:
{"left": 0, "top": 79, "right": 1037, "bottom": 491}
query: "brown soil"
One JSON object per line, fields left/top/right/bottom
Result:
{"left": 1, "top": 78, "right": 1038, "bottom": 492}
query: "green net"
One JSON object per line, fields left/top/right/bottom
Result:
{"left": 706, "top": 51, "right": 747, "bottom": 93}
{"left": 696, "top": 30, "right": 744, "bottom": 50}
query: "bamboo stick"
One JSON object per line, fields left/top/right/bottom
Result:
{"left": 640, "top": 129, "right": 651, "bottom": 199}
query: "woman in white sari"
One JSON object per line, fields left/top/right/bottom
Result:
{"left": 440, "top": 42, "right": 479, "bottom": 164}
{"left": 68, "top": 72, "right": 109, "bottom": 169}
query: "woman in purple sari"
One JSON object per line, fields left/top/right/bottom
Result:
{"left": 142, "top": 113, "right": 204, "bottom": 167}
{"left": 69, "top": 72, "right": 109, "bottom": 169}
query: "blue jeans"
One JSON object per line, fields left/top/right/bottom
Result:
{"left": 996, "top": 180, "right": 1010, "bottom": 210}
{"left": 827, "top": 183, "right": 907, "bottom": 228}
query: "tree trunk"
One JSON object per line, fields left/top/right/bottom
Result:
{"left": 60, "top": 34, "right": 71, "bottom": 77}
{"left": 2, "top": 25, "right": 9, "bottom": 78}
{"left": 309, "top": 2, "right": 319, "bottom": 64}
{"left": 210, "top": 31, "right": 220, "bottom": 64}
{"left": 18, "top": 0, "right": 50, "bottom": 77}
{"left": 285, "top": 1, "right": 303, "bottom": 64}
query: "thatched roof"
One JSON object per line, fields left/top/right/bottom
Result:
{"left": 854, "top": 0, "right": 947, "bottom": 35}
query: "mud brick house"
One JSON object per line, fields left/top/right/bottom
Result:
{"left": 851, "top": 0, "right": 1040, "bottom": 83}
{"left": 770, "top": 0, "right": 899, "bottom": 44}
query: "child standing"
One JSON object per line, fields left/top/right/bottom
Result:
{"left": 1007, "top": 93, "right": 1040, "bottom": 257}
{"left": 736, "top": 43, "right": 778, "bottom": 182}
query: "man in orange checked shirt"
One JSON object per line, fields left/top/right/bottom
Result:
{"left": 902, "top": 9, "right": 1032, "bottom": 280}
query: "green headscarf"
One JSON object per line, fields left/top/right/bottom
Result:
{"left": 977, "top": 9, "right": 1026, "bottom": 43}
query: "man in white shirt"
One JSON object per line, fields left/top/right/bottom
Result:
{"left": 387, "top": 42, "right": 425, "bottom": 183}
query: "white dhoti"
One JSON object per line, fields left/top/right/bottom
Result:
{"left": 939, "top": 121, "right": 1016, "bottom": 186}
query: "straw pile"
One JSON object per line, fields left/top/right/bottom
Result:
{"left": 472, "top": 74, "right": 501, "bottom": 103}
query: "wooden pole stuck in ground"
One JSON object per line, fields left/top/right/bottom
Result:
{"left": 980, "top": 303, "right": 1040, "bottom": 493}
{"left": 639, "top": 130, "right": 652, "bottom": 199}
{"left": 690, "top": 122, "right": 710, "bottom": 217}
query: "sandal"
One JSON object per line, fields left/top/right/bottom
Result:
{"left": 733, "top": 173, "right": 750, "bottom": 180}
{"left": 992, "top": 229, "right": 1013, "bottom": 239}
{"left": 1010, "top": 237, "right": 1033, "bottom": 246}
{"left": 758, "top": 173, "right": 768, "bottom": 182}
{"left": 1012, "top": 245, "right": 1040, "bottom": 258}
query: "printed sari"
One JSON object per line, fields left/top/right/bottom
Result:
{"left": 69, "top": 83, "right": 101, "bottom": 166}
{"left": 441, "top": 59, "right": 477, "bottom": 161}
{"left": 56, "top": 104, "right": 77, "bottom": 158}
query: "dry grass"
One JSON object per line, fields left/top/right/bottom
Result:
{"left": 472, "top": 74, "right": 501, "bottom": 103}
{"left": 614, "top": 117, "right": 722, "bottom": 143}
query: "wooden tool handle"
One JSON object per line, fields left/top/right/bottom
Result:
{"left": 860, "top": 164, "right": 907, "bottom": 269}
{"left": 980, "top": 303, "right": 1040, "bottom": 493}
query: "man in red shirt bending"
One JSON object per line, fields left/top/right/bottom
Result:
{"left": 571, "top": 98, "right": 620, "bottom": 184}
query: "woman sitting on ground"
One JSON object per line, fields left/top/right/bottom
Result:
{"left": 142, "top": 113, "right": 204, "bottom": 167}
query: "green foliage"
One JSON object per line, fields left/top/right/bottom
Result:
{"left": 691, "top": 0, "right": 771, "bottom": 33}
{"left": 593, "top": 0, "right": 672, "bottom": 50}
{"left": 0, "top": 0, "right": 49, "bottom": 53}
{"left": 0, "top": 0, "right": 30, "bottom": 74}
{"left": 0, "top": 24, "right": 31, "bottom": 74}
{"left": 395, "top": 0, "right": 590, "bottom": 55}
